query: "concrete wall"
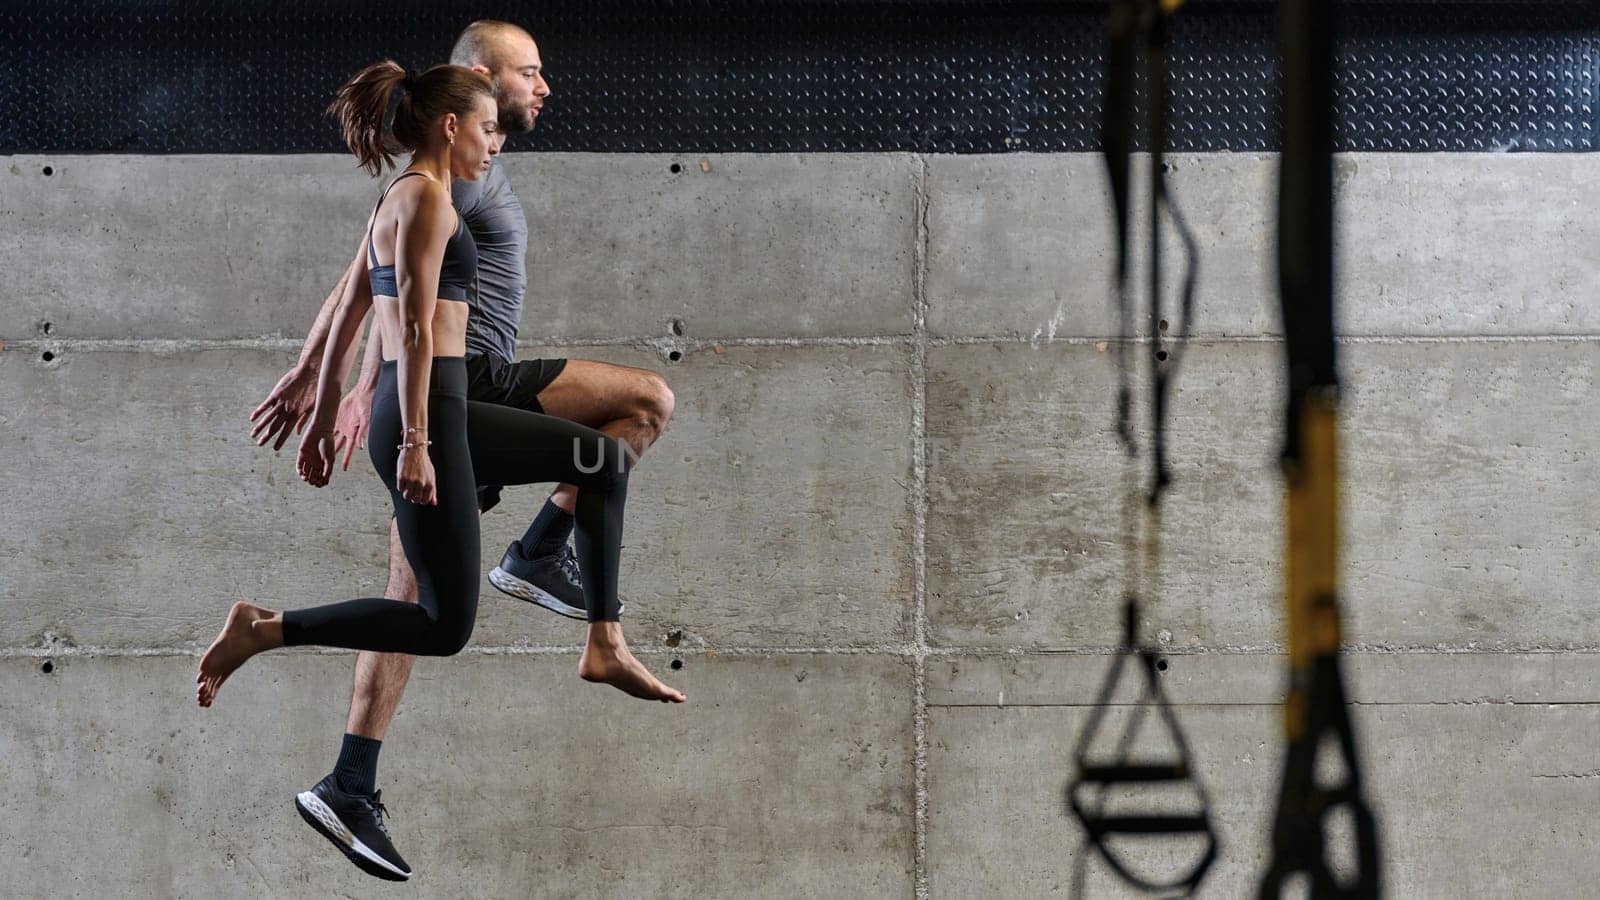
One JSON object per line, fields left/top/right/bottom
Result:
{"left": 3, "top": 152, "right": 1597, "bottom": 897}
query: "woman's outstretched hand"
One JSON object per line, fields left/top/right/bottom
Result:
{"left": 333, "top": 387, "right": 375, "bottom": 471}
{"left": 396, "top": 445, "right": 437, "bottom": 506}
{"left": 297, "top": 427, "right": 337, "bottom": 488}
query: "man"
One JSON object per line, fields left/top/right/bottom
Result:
{"left": 250, "top": 21, "right": 680, "bottom": 881}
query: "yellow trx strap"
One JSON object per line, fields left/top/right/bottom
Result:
{"left": 1259, "top": 1, "right": 1381, "bottom": 895}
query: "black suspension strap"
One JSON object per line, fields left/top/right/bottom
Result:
{"left": 1064, "top": 0, "right": 1216, "bottom": 894}
{"left": 1258, "top": 1, "right": 1381, "bottom": 896}
{"left": 1104, "top": 0, "right": 1138, "bottom": 454}
{"left": 1103, "top": 0, "right": 1201, "bottom": 504}
{"left": 1144, "top": 0, "right": 1200, "bottom": 509}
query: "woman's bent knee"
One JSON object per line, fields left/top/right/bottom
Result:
{"left": 443, "top": 623, "right": 475, "bottom": 656}
{"left": 424, "top": 617, "right": 475, "bottom": 656}
{"left": 420, "top": 586, "right": 477, "bottom": 656}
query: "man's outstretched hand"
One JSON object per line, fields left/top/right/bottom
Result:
{"left": 250, "top": 365, "right": 318, "bottom": 451}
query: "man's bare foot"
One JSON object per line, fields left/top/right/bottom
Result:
{"left": 578, "top": 623, "right": 686, "bottom": 703}
{"left": 195, "top": 601, "right": 281, "bottom": 708}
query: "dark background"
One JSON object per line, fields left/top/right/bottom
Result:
{"left": 3, "top": 0, "right": 1597, "bottom": 153}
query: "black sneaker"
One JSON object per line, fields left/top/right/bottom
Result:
{"left": 294, "top": 774, "right": 412, "bottom": 882}
{"left": 490, "top": 542, "right": 624, "bottom": 619}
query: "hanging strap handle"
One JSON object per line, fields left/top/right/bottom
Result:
{"left": 1064, "top": 599, "right": 1220, "bottom": 895}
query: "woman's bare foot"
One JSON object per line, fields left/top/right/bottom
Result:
{"left": 195, "top": 601, "right": 282, "bottom": 708}
{"left": 578, "top": 622, "right": 686, "bottom": 703}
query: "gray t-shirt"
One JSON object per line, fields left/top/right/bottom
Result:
{"left": 451, "top": 159, "right": 527, "bottom": 363}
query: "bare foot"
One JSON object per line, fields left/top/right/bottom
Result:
{"left": 195, "top": 601, "right": 279, "bottom": 708}
{"left": 578, "top": 624, "right": 686, "bottom": 703}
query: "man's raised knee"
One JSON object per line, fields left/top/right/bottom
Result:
{"left": 604, "top": 435, "right": 635, "bottom": 488}
{"left": 641, "top": 373, "right": 674, "bottom": 438}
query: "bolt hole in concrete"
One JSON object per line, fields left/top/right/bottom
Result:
{"left": 1156, "top": 349, "right": 1169, "bottom": 362}
{"left": 41, "top": 660, "right": 54, "bottom": 674}
{"left": 1156, "top": 658, "right": 1169, "bottom": 673}
{"left": 42, "top": 165, "right": 53, "bottom": 176}
{"left": 669, "top": 162, "right": 682, "bottom": 174}
{"left": 667, "top": 350, "right": 683, "bottom": 362}
{"left": 670, "top": 658, "right": 684, "bottom": 670}
{"left": 41, "top": 350, "right": 55, "bottom": 363}
{"left": 1159, "top": 318, "right": 1169, "bottom": 332}
{"left": 670, "top": 318, "right": 686, "bottom": 336}
{"left": 40, "top": 320, "right": 52, "bottom": 335}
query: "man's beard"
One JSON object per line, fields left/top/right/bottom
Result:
{"left": 494, "top": 87, "right": 537, "bottom": 134}
{"left": 498, "top": 105, "right": 535, "bottom": 134}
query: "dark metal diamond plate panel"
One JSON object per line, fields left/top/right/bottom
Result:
{"left": 1, "top": 1, "right": 1597, "bottom": 153}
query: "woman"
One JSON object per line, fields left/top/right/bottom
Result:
{"left": 196, "top": 61, "right": 683, "bottom": 707}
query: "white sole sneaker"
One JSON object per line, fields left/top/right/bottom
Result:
{"left": 488, "top": 565, "right": 625, "bottom": 619}
{"left": 294, "top": 790, "right": 411, "bottom": 882}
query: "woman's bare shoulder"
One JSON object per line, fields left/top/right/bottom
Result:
{"left": 387, "top": 174, "right": 454, "bottom": 233}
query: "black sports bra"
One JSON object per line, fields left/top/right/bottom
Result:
{"left": 366, "top": 171, "right": 477, "bottom": 302}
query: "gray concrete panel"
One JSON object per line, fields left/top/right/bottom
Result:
{"left": 927, "top": 340, "right": 1600, "bottom": 650}
{"left": 2, "top": 154, "right": 916, "bottom": 342}
{"left": 925, "top": 341, "right": 1144, "bottom": 648}
{"left": 924, "top": 153, "right": 1600, "bottom": 338}
{"left": 0, "top": 344, "right": 913, "bottom": 650}
{"left": 0, "top": 652, "right": 914, "bottom": 898}
{"left": 925, "top": 653, "right": 1600, "bottom": 898}
{"left": 3, "top": 154, "right": 381, "bottom": 342}
{"left": 514, "top": 154, "right": 917, "bottom": 339}
{"left": 923, "top": 153, "right": 1135, "bottom": 341}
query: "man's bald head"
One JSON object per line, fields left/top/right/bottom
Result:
{"left": 450, "top": 20, "right": 532, "bottom": 70}
{"left": 450, "top": 20, "right": 550, "bottom": 134}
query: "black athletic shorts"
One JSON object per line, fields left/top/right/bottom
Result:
{"left": 466, "top": 352, "right": 569, "bottom": 512}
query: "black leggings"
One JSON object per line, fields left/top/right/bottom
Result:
{"left": 281, "top": 357, "right": 631, "bottom": 655}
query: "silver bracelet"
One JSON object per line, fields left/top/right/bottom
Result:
{"left": 397, "top": 440, "right": 433, "bottom": 450}
{"left": 403, "top": 426, "right": 427, "bottom": 435}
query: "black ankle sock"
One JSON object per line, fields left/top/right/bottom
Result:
{"left": 334, "top": 733, "right": 382, "bottom": 796}
{"left": 520, "top": 498, "right": 574, "bottom": 557}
